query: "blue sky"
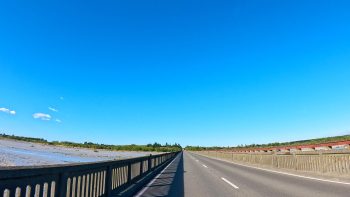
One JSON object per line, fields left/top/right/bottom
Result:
{"left": 1, "top": 0, "right": 350, "bottom": 146}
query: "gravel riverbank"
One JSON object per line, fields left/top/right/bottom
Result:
{"left": 0, "top": 138, "right": 157, "bottom": 167}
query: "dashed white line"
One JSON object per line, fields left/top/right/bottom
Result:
{"left": 221, "top": 177, "right": 239, "bottom": 189}
{"left": 202, "top": 164, "right": 208, "bottom": 168}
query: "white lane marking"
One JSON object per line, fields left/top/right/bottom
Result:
{"left": 195, "top": 159, "right": 199, "bottom": 162}
{"left": 135, "top": 155, "right": 179, "bottom": 197}
{"left": 194, "top": 153, "right": 350, "bottom": 186}
{"left": 202, "top": 164, "right": 208, "bottom": 168}
{"left": 221, "top": 177, "right": 239, "bottom": 189}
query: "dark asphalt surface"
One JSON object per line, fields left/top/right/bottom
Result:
{"left": 135, "top": 151, "right": 350, "bottom": 197}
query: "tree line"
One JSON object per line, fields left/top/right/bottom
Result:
{"left": 0, "top": 133, "right": 182, "bottom": 152}
{"left": 185, "top": 135, "right": 350, "bottom": 151}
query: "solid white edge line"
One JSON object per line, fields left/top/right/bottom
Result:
{"left": 221, "top": 177, "right": 239, "bottom": 189}
{"left": 192, "top": 152, "right": 350, "bottom": 186}
{"left": 202, "top": 164, "right": 208, "bottom": 168}
{"left": 135, "top": 154, "right": 179, "bottom": 197}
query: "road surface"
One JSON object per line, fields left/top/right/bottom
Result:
{"left": 135, "top": 151, "right": 350, "bottom": 197}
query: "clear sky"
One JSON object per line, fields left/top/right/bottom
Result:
{"left": 1, "top": 0, "right": 350, "bottom": 147}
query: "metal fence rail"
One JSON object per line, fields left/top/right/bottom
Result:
{"left": 0, "top": 152, "right": 179, "bottom": 197}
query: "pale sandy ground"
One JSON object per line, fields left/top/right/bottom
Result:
{"left": 0, "top": 138, "right": 159, "bottom": 167}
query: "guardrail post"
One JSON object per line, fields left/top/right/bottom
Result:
{"left": 139, "top": 160, "right": 143, "bottom": 177}
{"left": 127, "top": 163, "right": 132, "bottom": 183}
{"left": 148, "top": 155, "right": 152, "bottom": 171}
{"left": 105, "top": 165, "right": 113, "bottom": 197}
{"left": 57, "top": 172, "right": 68, "bottom": 197}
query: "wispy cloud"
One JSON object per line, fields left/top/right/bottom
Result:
{"left": 55, "top": 119, "right": 62, "bottom": 123}
{"left": 48, "top": 107, "right": 58, "bottom": 112}
{"left": 0, "top": 107, "right": 16, "bottom": 115}
{"left": 60, "top": 96, "right": 64, "bottom": 100}
{"left": 33, "top": 113, "right": 51, "bottom": 121}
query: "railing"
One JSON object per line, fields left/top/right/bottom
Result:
{"left": 195, "top": 151, "right": 350, "bottom": 174}
{"left": 0, "top": 152, "right": 179, "bottom": 197}
{"left": 223, "top": 140, "right": 350, "bottom": 153}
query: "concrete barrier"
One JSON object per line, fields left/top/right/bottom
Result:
{"left": 194, "top": 151, "right": 350, "bottom": 175}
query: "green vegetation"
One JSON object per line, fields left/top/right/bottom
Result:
{"left": 4, "top": 132, "right": 349, "bottom": 152}
{"left": 0, "top": 134, "right": 48, "bottom": 143}
{"left": 0, "top": 133, "right": 182, "bottom": 152}
{"left": 185, "top": 135, "right": 350, "bottom": 151}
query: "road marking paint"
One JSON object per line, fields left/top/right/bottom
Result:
{"left": 221, "top": 177, "right": 239, "bottom": 189}
{"left": 194, "top": 153, "right": 350, "bottom": 186}
{"left": 195, "top": 159, "right": 199, "bottom": 162}
{"left": 135, "top": 154, "right": 179, "bottom": 197}
{"left": 202, "top": 164, "right": 208, "bottom": 168}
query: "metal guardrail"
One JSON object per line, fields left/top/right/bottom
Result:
{"left": 0, "top": 152, "right": 179, "bottom": 197}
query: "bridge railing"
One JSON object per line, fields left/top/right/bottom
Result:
{"left": 0, "top": 152, "right": 179, "bottom": 197}
{"left": 194, "top": 151, "right": 350, "bottom": 175}
{"left": 222, "top": 140, "right": 350, "bottom": 153}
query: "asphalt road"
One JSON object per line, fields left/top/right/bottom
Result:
{"left": 135, "top": 151, "right": 350, "bottom": 197}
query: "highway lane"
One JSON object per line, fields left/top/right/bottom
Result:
{"left": 135, "top": 151, "right": 350, "bottom": 197}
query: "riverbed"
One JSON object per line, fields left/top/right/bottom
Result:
{"left": 0, "top": 139, "right": 156, "bottom": 167}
